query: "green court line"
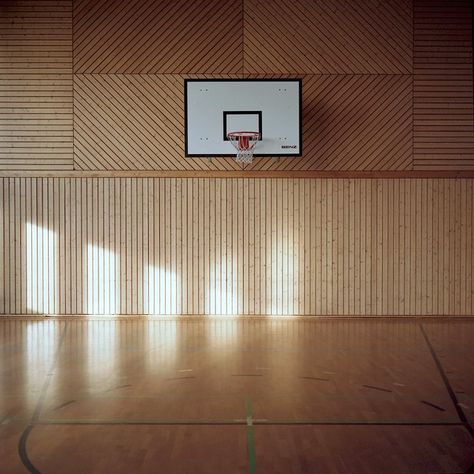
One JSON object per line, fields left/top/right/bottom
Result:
{"left": 245, "top": 398, "right": 257, "bottom": 474}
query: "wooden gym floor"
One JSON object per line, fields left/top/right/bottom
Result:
{"left": 0, "top": 318, "right": 473, "bottom": 473}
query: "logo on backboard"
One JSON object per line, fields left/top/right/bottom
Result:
{"left": 281, "top": 145, "right": 297, "bottom": 149}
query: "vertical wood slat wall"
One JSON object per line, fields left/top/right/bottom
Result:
{"left": 1, "top": 177, "right": 472, "bottom": 316}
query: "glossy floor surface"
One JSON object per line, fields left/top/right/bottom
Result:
{"left": 0, "top": 318, "right": 473, "bottom": 473}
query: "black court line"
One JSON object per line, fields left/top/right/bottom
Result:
{"left": 104, "top": 384, "right": 132, "bottom": 392}
{"left": 419, "top": 324, "right": 474, "bottom": 439}
{"left": 362, "top": 384, "right": 393, "bottom": 393}
{"left": 18, "top": 323, "right": 68, "bottom": 474}
{"left": 231, "top": 374, "right": 263, "bottom": 377}
{"left": 18, "top": 426, "right": 40, "bottom": 474}
{"left": 165, "top": 376, "right": 196, "bottom": 381}
{"left": 298, "top": 376, "right": 330, "bottom": 381}
{"left": 52, "top": 400, "right": 76, "bottom": 411}
{"left": 420, "top": 400, "right": 446, "bottom": 412}
{"left": 34, "top": 419, "right": 465, "bottom": 427}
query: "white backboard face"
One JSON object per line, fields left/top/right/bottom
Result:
{"left": 185, "top": 79, "right": 302, "bottom": 157}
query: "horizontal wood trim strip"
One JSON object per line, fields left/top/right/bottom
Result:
{"left": 0, "top": 171, "right": 473, "bottom": 179}
{"left": 1, "top": 315, "right": 473, "bottom": 319}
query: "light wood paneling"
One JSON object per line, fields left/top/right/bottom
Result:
{"left": 73, "top": 74, "right": 241, "bottom": 171}
{"left": 413, "top": 0, "right": 474, "bottom": 169}
{"left": 1, "top": 178, "right": 472, "bottom": 316}
{"left": 247, "top": 75, "right": 413, "bottom": 171}
{"left": 1, "top": 0, "right": 473, "bottom": 172}
{"left": 73, "top": 0, "right": 243, "bottom": 74}
{"left": 0, "top": 0, "right": 73, "bottom": 170}
{"left": 243, "top": 0, "right": 413, "bottom": 74}
{"left": 74, "top": 74, "right": 413, "bottom": 171}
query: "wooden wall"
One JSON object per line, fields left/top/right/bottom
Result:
{"left": 0, "top": 0, "right": 472, "bottom": 171}
{"left": 0, "top": 0, "right": 73, "bottom": 170}
{"left": 413, "top": 1, "right": 474, "bottom": 170}
{"left": 1, "top": 0, "right": 473, "bottom": 316}
{"left": 1, "top": 178, "right": 472, "bottom": 316}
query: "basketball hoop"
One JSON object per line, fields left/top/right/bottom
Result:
{"left": 227, "top": 131, "right": 260, "bottom": 164}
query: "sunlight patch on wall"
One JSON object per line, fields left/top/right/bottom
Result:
{"left": 145, "top": 266, "right": 180, "bottom": 315}
{"left": 87, "top": 244, "right": 119, "bottom": 315}
{"left": 206, "top": 261, "right": 239, "bottom": 316}
{"left": 26, "top": 223, "right": 58, "bottom": 314}
{"left": 267, "top": 236, "right": 298, "bottom": 316}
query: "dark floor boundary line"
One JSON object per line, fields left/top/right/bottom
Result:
{"left": 18, "top": 323, "right": 69, "bottom": 474}
{"left": 34, "top": 419, "right": 465, "bottom": 426}
{"left": 419, "top": 324, "right": 474, "bottom": 439}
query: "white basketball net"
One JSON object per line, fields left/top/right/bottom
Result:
{"left": 227, "top": 131, "right": 260, "bottom": 164}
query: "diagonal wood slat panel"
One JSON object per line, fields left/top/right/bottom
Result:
{"left": 246, "top": 75, "right": 413, "bottom": 171}
{"left": 0, "top": 0, "right": 73, "bottom": 170}
{"left": 75, "top": 74, "right": 412, "bottom": 171}
{"left": 73, "top": 0, "right": 243, "bottom": 74}
{"left": 74, "top": 74, "right": 242, "bottom": 170}
{"left": 413, "top": 0, "right": 474, "bottom": 169}
{"left": 1, "top": 177, "right": 472, "bottom": 316}
{"left": 243, "top": 0, "right": 413, "bottom": 74}
{"left": 1, "top": 0, "right": 473, "bottom": 173}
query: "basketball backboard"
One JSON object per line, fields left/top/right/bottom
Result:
{"left": 184, "top": 79, "right": 302, "bottom": 158}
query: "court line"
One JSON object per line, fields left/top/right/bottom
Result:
{"left": 18, "top": 323, "right": 68, "bottom": 474}
{"left": 103, "top": 384, "right": 132, "bottom": 392}
{"left": 36, "top": 418, "right": 245, "bottom": 425}
{"left": 420, "top": 400, "right": 445, "bottom": 412}
{"left": 419, "top": 324, "right": 474, "bottom": 439}
{"left": 245, "top": 398, "right": 257, "bottom": 474}
{"left": 232, "top": 374, "right": 263, "bottom": 377}
{"left": 33, "top": 418, "right": 464, "bottom": 426}
{"left": 298, "top": 376, "right": 330, "bottom": 382}
{"left": 52, "top": 400, "right": 76, "bottom": 411}
{"left": 18, "top": 426, "right": 40, "bottom": 474}
{"left": 165, "top": 376, "right": 196, "bottom": 381}
{"left": 362, "top": 384, "right": 393, "bottom": 393}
